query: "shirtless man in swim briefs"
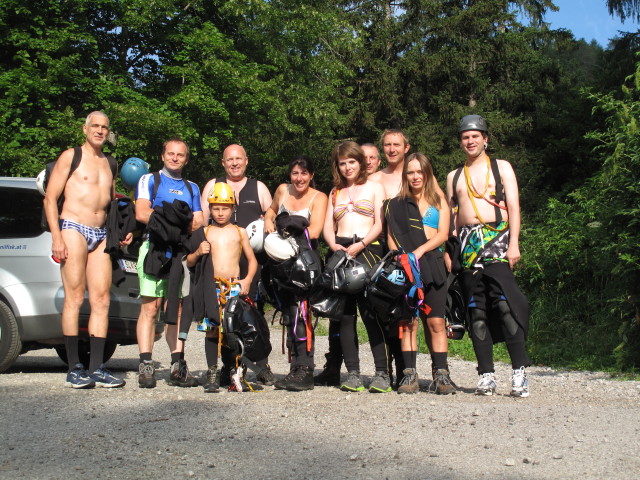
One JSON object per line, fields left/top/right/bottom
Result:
{"left": 44, "top": 111, "right": 131, "bottom": 389}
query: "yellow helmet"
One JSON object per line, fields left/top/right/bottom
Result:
{"left": 207, "top": 182, "right": 236, "bottom": 205}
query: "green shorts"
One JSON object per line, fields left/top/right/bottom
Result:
{"left": 137, "top": 240, "right": 183, "bottom": 298}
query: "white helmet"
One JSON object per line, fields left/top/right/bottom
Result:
{"left": 264, "top": 232, "right": 298, "bottom": 262}
{"left": 246, "top": 219, "right": 266, "bottom": 254}
{"left": 35, "top": 169, "right": 47, "bottom": 196}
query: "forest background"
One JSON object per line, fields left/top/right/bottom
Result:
{"left": 1, "top": 0, "right": 639, "bottom": 372}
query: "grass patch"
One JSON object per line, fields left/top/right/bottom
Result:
{"left": 312, "top": 315, "right": 510, "bottom": 364}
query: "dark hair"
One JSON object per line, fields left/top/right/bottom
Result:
{"left": 331, "top": 141, "right": 367, "bottom": 188}
{"left": 288, "top": 156, "right": 316, "bottom": 188}
{"left": 399, "top": 152, "right": 441, "bottom": 209}
{"left": 162, "top": 137, "right": 190, "bottom": 160}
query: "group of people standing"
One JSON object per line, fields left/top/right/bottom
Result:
{"left": 45, "top": 111, "right": 530, "bottom": 398}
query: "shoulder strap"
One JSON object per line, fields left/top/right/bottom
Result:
{"left": 451, "top": 167, "right": 463, "bottom": 206}
{"left": 106, "top": 155, "right": 117, "bottom": 178}
{"left": 152, "top": 171, "right": 161, "bottom": 202}
{"left": 489, "top": 157, "right": 503, "bottom": 224}
{"left": 182, "top": 178, "right": 194, "bottom": 198}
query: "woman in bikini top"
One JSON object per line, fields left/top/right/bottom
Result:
{"left": 386, "top": 152, "right": 455, "bottom": 394}
{"left": 323, "top": 142, "right": 384, "bottom": 258}
{"left": 320, "top": 141, "right": 390, "bottom": 393}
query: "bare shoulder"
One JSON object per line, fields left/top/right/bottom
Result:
{"left": 312, "top": 188, "right": 328, "bottom": 202}
{"left": 202, "top": 178, "right": 217, "bottom": 196}
{"left": 496, "top": 159, "right": 516, "bottom": 178}
{"left": 368, "top": 171, "right": 383, "bottom": 183}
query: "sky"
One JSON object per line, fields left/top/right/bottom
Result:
{"left": 543, "top": 0, "right": 639, "bottom": 47}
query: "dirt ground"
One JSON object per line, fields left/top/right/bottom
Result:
{"left": 1, "top": 329, "right": 639, "bottom": 479}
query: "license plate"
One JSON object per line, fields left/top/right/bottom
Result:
{"left": 119, "top": 259, "right": 137, "bottom": 274}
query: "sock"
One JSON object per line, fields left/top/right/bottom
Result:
{"left": 205, "top": 337, "right": 219, "bottom": 368}
{"left": 431, "top": 352, "right": 448, "bottom": 371}
{"left": 402, "top": 350, "right": 416, "bottom": 370}
{"left": 171, "top": 352, "right": 182, "bottom": 364}
{"left": 64, "top": 335, "right": 80, "bottom": 370}
{"left": 88, "top": 336, "right": 106, "bottom": 372}
{"left": 140, "top": 352, "right": 152, "bottom": 363}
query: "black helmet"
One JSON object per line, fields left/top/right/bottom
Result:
{"left": 320, "top": 250, "right": 369, "bottom": 294}
{"left": 458, "top": 114, "right": 488, "bottom": 134}
{"left": 445, "top": 278, "right": 467, "bottom": 340}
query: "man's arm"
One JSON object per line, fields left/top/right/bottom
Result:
{"left": 444, "top": 170, "right": 458, "bottom": 272}
{"left": 44, "top": 148, "right": 74, "bottom": 260}
{"left": 257, "top": 180, "right": 272, "bottom": 214}
{"left": 499, "top": 160, "right": 521, "bottom": 269}
{"left": 264, "top": 184, "right": 284, "bottom": 234}
{"left": 238, "top": 229, "right": 258, "bottom": 295}
{"left": 200, "top": 178, "right": 216, "bottom": 225}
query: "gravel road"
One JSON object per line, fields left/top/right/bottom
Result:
{"left": 1, "top": 328, "right": 639, "bottom": 480}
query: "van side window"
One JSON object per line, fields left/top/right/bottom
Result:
{"left": 0, "top": 187, "right": 44, "bottom": 238}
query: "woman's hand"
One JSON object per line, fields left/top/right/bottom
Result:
{"left": 264, "top": 217, "right": 276, "bottom": 234}
{"left": 346, "top": 241, "right": 365, "bottom": 258}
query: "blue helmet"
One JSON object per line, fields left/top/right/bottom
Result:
{"left": 121, "top": 157, "right": 149, "bottom": 190}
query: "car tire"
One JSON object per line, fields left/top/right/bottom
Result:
{"left": 0, "top": 300, "right": 22, "bottom": 373}
{"left": 55, "top": 341, "right": 118, "bottom": 367}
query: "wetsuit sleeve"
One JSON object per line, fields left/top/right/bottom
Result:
{"left": 136, "top": 173, "right": 154, "bottom": 202}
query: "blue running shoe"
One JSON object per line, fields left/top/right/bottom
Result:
{"left": 65, "top": 363, "right": 95, "bottom": 389}
{"left": 89, "top": 364, "right": 126, "bottom": 388}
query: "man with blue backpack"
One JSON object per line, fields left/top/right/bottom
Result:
{"left": 134, "top": 138, "right": 203, "bottom": 389}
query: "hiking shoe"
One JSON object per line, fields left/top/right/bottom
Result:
{"left": 256, "top": 364, "right": 275, "bottom": 386}
{"left": 511, "top": 366, "right": 529, "bottom": 398}
{"left": 167, "top": 360, "right": 199, "bottom": 387}
{"left": 340, "top": 371, "right": 365, "bottom": 392}
{"left": 138, "top": 361, "right": 156, "bottom": 389}
{"left": 431, "top": 368, "right": 457, "bottom": 395}
{"left": 203, "top": 366, "right": 220, "bottom": 393}
{"left": 313, "top": 354, "right": 341, "bottom": 386}
{"left": 89, "top": 364, "right": 125, "bottom": 388}
{"left": 65, "top": 363, "right": 95, "bottom": 389}
{"left": 369, "top": 371, "right": 393, "bottom": 393}
{"left": 476, "top": 372, "right": 497, "bottom": 396}
{"left": 397, "top": 368, "right": 419, "bottom": 394}
{"left": 274, "top": 365, "right": 314, "bottom": 391}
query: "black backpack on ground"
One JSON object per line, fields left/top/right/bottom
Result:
{"left": 41, "top": 147, "right": 117, "bottom": 231}
{"left": 222, "top": 296, "right": 272, "bottom": 362}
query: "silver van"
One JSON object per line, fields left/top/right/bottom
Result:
{"left": 0, "top": 177, "right": 161, "bottom": 371}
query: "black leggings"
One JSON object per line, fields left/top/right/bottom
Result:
{"left": 334, "top": 236, "right": 389, "bottom": 374}
{"left": 280, "top": 290, "right": 315, "bottom": 368}
{"left": 468, "top": 274, "right": 530, "bottom": 373}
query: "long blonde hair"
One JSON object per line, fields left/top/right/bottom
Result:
{"left": 399, "top": 152, "right": 441, "bottom": 209}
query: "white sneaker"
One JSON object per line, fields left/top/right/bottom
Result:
{"left": 476, "top": 372, "right": 497, "bottom": 396}
{"left": 511, "top": 366, "right": 529, "bottom": 397}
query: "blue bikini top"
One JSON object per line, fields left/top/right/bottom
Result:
{"left": 421, "top": 205, "right": 439, "bottom": 229}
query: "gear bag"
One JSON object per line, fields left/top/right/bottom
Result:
{"left": 222, "top": 296, "right": 272, "bottom": 362}
{"left": 365, "top": 250, "right": 413, "bottom": 324}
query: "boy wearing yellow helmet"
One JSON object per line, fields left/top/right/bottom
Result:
{"left": 185, "top": 182, "right": 258, "bottom": 392}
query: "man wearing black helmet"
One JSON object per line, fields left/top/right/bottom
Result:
{"left": 445, "top": 115, "right": 530, "bottom": 397}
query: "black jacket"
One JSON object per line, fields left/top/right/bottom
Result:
{"left": 105, "top": 197, "right": 136, "bottom": 286}
{"left": 180, "top": 227, "right": 220, "bottom": 337}
{"left": 144, "top": 199, "right": 193, "bottom": 325}
{"left": 384, "top": 196, "right": 447, "bottom": 288}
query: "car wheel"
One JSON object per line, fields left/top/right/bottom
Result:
{"left": 55, "top": 341, "right": 118, "bottom": 367}
{"left": 0, "top": 300, "right": 22, "bottom": 373}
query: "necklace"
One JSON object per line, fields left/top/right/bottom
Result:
{"left": 346, "top": 184, "right": 358, "bottom": 213}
